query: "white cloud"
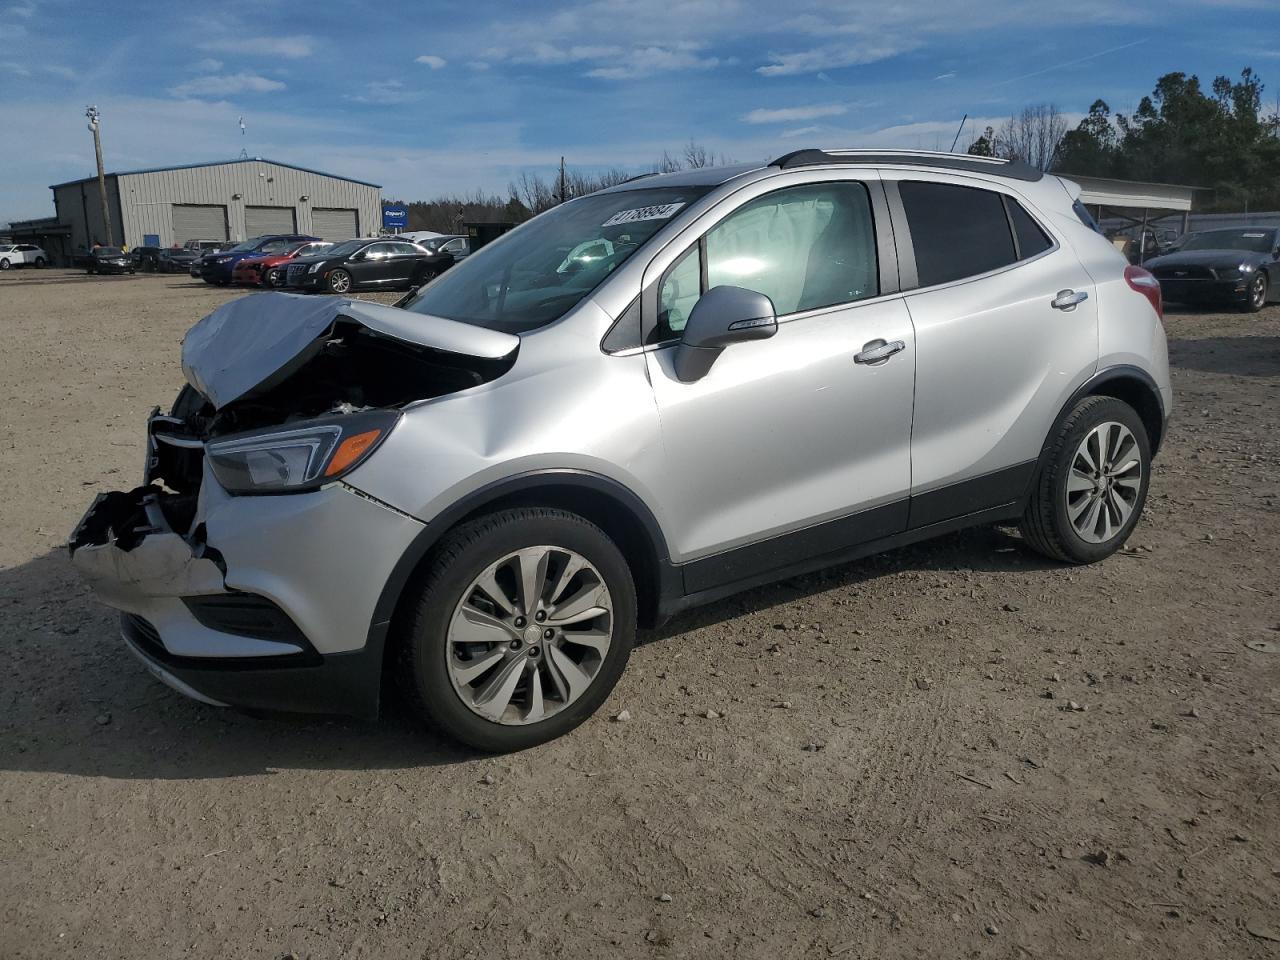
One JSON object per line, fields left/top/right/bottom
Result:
{"left": 199, "top": 35, "right": 314, "bottom": 59}
{"left": 192, "top": 58, "right": 223, "bottom": 72}
{"left": 414, "top": 54, "right": 447, "bottom": 69}
{"left": 757, "top": 39, "right": 920, "bottom": 76}
{"left": 6, "top": 3, "right": 35, "bottom": 16}
{"left": 169, "top": 73, "right": 287, "bottom": 98}
{"left": 934, "top": 71, "right": 956, "bottom": 80}
{"left": 742, "top": 103, "right": 847, "bottom": 124}
{"left": 1, "top": 60, "right": 31, "bottom": 76}
{"left": 344, "top": 79, "right": 425, "bottom": 105}
{"left": 781, "top": 125, "right": 824, "bottom": 138}
{"left": 585, "top": 45, "right": 720, "bottom": 80}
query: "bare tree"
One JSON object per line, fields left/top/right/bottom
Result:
{"left": 996, "top": 104, "right": 1068, "bottom": 170}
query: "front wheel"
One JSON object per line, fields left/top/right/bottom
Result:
{"left": 326, "top": 269, "right": 352, "bottom": 294}
{"left": 0, "top": 258, "right": 10, "bottom": 270}
{"left": 33, "top": 257, "right": 45, "bottom": 268}
{"left": 1241, "top": 271, "right": 1268, "bottom": 313}
{"left": 1020, "top": 396, "right": 1151, "bottom": 564}
{"left": 398, "top": 508, "right": 636, "bottom": 752}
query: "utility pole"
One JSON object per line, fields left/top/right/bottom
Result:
{"left": 85, "top": 105, "right": 114, "bottom": 247}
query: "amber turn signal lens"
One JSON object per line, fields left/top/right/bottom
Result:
{"left": 324, "top": 429, "right": 382, "bottom": 477}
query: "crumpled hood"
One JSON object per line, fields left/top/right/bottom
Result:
{"left": 181, "top": 292, "right": 519, "bottom": 409}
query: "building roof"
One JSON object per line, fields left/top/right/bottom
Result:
{"left": 1059, "top": 172, "right": 1199, "bottom": 212}
{"left": 49, "top": 156, "right": 381, "bottom": 190}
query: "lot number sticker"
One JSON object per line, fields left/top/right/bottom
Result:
{"left": 602, "top": 202, "right": 686, "bottom": 227}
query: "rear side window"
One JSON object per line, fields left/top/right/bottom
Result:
{"left": 1006, "top": 199, "right": 1053, "bottom": 259}
{"left": 899, "top": 181, "right": 1017, "bottom": 287}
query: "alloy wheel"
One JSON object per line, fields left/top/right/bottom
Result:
{"left": 1066, "top": 421, "right": 1143, "bottom": 543}
{"left": 446, "top": 545, "right": 613, "bottom": 725}
{"left": 1250, "top": 273, "right": 1267, "bottom": 310}
{"left": 329, "top": 270, "right": 351, "bottom": 294}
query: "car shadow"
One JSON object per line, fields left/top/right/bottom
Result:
{"left": 2, "top": 523, "right": 1053, "bottom": 780}
{"left": 1167, "top": 335, "right": 1280, "bottom": 377}
{"left": 644, "top": 522, "right": 1054, "bottom": 641}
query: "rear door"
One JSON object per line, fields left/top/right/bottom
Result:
{"left": 884, "top": 174, "right": 1099, "bottom": 525}
{"left": 642, "top": 174, "right": 916, "bottom": 582}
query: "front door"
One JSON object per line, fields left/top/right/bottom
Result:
{"left": 642, "top": 178, "right": 916, "bottom": 586}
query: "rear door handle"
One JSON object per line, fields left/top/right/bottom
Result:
{"left": 1051, "top": 288, "right": 1089, "bottom": 310}
{"left": 854, "top": 339, "right": 906, "bottom": 365}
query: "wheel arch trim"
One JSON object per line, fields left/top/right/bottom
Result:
{"left": 366, "top": 469, "right": 675, "bottom": 639}
{"left": 1048, "top": 364, "right": 1168, "bottom": 461}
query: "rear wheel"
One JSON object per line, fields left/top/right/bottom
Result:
{"left": 1020, "top": 396, "right": 1151, "bottom": 564}
{"left": 398, "top": 508, "right": 636, "bottom": 752}
{"left": 34, "top": 257, "right": 45, "bottom": 268}
{"left": 327, "top": 269, "right": 352, "bottom": 294}
{"left": 1241, "top": 271, "right": 1268, "bottom": 313}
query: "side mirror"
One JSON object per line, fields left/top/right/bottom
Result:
{"left": 673, "top": 285, "right": 777, "bottom": 383}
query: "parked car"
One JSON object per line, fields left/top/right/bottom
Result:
{"left": 85, "top": 246, "right": 135, "bottom": 275}
{"left": 199, "top": 234, "right": 318, "bottom": 285}
{"left": 157, "top": 248, "right": 201, "bottom": 274}
{"left": 0, "top": 243, "right": 48, "bottom": 269}
{"left": 184, "top": 239, "right": 225, "bottom": 255}
{"left": 68, "top": 149, "right": 1171, "bottom": 751}
{"left": 416, "top": 234, "right": 471, "bottom": 261}
{"left": 282, "top": 238, "right": 449, "bottom": 293}
{"left": 131, "top": 246, "right": 167, "bottom": 272}
{"left": 232, "top": 240, "right": 334, "bottom": 287}
{"left": 1144, "top": 226, "right": 1279, "bottom": 312}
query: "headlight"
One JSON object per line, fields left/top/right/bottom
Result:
{"left": 1240, "top": 263, "right": 1255, "bottom": 273}
{"left": 216, "top": 256, "right": 233, "bottom": 264}
{"left": 308, "top": 261, "right": 324, "bottom": 274}
{"left": 1218, "top": 266, "right": 1244, "bottom": 280}
{"left": 205, "top": 412, "right": 398, "bottom": 494}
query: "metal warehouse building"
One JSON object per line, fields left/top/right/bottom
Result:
{"left": 41, "top": 157, "right": 381, "bottom": 262}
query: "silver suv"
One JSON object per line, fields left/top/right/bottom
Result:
{"left": 69, "top": 149, "right": 1172, "bottom": 751}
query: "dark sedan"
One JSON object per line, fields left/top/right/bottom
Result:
{"left": 86, "top": 247, "right": 135, "bottom": 275}
{"left": 282, "top": 238, "right": 450, "bottom": 294}
{"left": 1145, "top": 227, "right": 1279, "bottom": 312}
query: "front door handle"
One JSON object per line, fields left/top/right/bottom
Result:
{"left": 1051, "top": 288, "right": 1089, "bottom": 310}
{"left": 854, "top": 339, "right": 906, "bottom": 365}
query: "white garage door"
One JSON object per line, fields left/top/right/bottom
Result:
{"left": 312, "top": 208, "right": 359, "bottom": 240}
{"left": 245, "top": 206, "right": 298, "bottom": 237}
{"left": 172, "top": 204, "right": 228, "bottom": 243}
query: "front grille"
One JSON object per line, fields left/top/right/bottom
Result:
{"left": 286, "top": 263, "right": 308, "bottom": 284}
{"left": 1151, "top": 265, "right": 1215, "bottom": 280}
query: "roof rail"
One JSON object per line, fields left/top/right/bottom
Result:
{"left": 769, "top": 148, "right": 1045, "bottom": 182}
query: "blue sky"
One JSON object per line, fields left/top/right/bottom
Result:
{"left": 2, "top": 0, "right": 1278, "bottom": 222}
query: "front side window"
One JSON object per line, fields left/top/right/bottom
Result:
{"left": 403, "top": 185, "right": 710, "bottom": 334}
{"left": 652, "top": 181, "right": 879, "bottom": 342}
{"left": 899, "top": 181, "right": 1018, "bottom": 287}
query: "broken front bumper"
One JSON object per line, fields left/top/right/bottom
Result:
{"left": 68, "top": 470, "right": 425, "bottom": 717}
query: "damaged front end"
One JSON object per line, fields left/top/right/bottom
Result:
{"left": 67, "top": 293, "right": 518, "bottom": 715}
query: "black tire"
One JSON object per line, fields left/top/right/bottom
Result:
{"left": 398, "top": 507, "right": 636, "bottom": 752}
{"left": 1241, "top": 270, "right": 1268, "bottom": 313}
{"left": 326, "top": 269, "right": 352, "bottom": 294}
{"left": 1020, "top": 395, "right": 1151, "bottom": 564}
{"left": 34, "top": 257, "right": 45, "bottom": 268}
{"left": 0, "top": 258, "right": 10, "bottom": 270}
{"left": 86, "top": 266, "right": 95, "bottom": 274}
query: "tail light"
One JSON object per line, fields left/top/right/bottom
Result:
{"left": 1124, "top": 265, "right": 1163, "bottom": 321}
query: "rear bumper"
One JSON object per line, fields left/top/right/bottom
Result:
{"left": 1156, "top": 277, "right": 1249, "bottom": 303}
{"left": 68, "top": 471, "right": 424, "bottom": 717}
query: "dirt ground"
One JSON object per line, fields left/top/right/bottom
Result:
{"left": 1, "top": 268, "right": 1278, "bottom": 960}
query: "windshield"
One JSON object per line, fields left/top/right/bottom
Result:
{"left": 95, "top": 247, "right": 123, "bottom": 256}
{"left": 403, "top": 186, "right": 711, "bottom": 333}
{"left": 227, "top": 240, "right": 259, "bottom": 252}
{"left": 1180, "top": 229, "right": 1276, "bottom": 253}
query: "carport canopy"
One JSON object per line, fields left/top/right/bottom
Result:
{"left": 1061, "top": 173, "right": 1198, "bottom": 231}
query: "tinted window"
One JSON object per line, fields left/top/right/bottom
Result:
{"left": 1007, "top": 199, "right": 1052, "bottom": 259}
{"left": 1180, "top": 229, "right": 1276, "bottom": 253}
{"left": 899, "top": 181, "right": 1016, "bottom": 287}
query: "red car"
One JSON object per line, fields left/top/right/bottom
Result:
{"left": 232, "top": 240, "right": 334, "bottom": 287}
